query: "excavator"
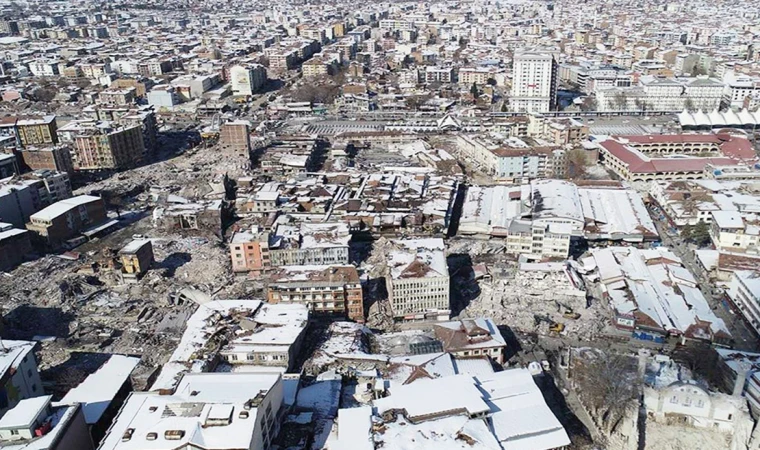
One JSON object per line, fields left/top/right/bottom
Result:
{"left": 534, "top": 314, "right": 565, "bottom": 334}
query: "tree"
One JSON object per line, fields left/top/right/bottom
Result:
{"left": 486, "top": 78, "right": 497, "bottom": 87}
{"left": 692, "top": 220, "right": 712, "bottom": 247}
{"left": 580, "top": 96, "right": 598, "bottom": 111}
{"left": 572, "top": 350, "right": 641, "bottom": 434}
{"left": 31, "top": 87, "right": 57, "bottom": 103}
{"left": 470, "top": 82, "right": 479, "bottom": 98}
{"left": 681, "top": 223, "right": 694, "bottom": 241}
{"left": 613, "top": 91, "right": 628, "bottom": 110}
{"left": 566, "top": 148, "right": 589, "bottom": 179}
{"left": 500, "top": 102, "right": 508, "bottom": 112}
{"left": 684, "top": 97, "right": 695, "bottom": 111}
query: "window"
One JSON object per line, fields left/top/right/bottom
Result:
{"left": 670, "top": 396, "right": 678, "bottom": 404}
{"left": 10, "top": 430, "right": 18, "bottom": 436}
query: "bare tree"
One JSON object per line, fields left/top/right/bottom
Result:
{"left": 566, "top": 148, "right": 590, "bottom": 179}
{"left": 613, "top": 92, "right": 628, "bottom": 110}
{"left": 572, "top": 351, "right": 641, "bottom": 434}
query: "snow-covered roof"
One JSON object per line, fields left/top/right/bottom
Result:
{"left": 58, "top": 355, "right": 140, "bottom": 424}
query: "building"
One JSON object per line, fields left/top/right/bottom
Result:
{"left": 385, "top": 238, "right": 450, "bottom": 321}
{"left": 217, "top": 303, "right": 308, "bottom": 370}
{"left": 710, "top": 211, "right": 759, "bottom": 253}
{"left": 26, "top": 195, "right": 108, "bottom": 247}
{"left": 597, "top": 134, "right": 757, "bottom": 182}
{"left": 230, "top": 64, "right": 267, "bottom": 96}
{"left": 370, "top": 369, "right": 570, "bottom": 449}
{"left": 644, "top": 382, "right": 750, "bottom": 434}
{"left": 434, "top": 318, "right": 507, "bottom": 364}
{"left": 596, "top": 76, "right": 724, "bottom": 112}
{"left": 0, "top": 154, "right": 18, "bottom": 179}
{"left": 267, "top": 265, "right": 364, "bottom": 322}
{"left": 230, "top": 223, "right": 350, "bottom": 273}
{"left": 582, "top": 246, "right": 730, "bottom": 343}
{"left": 219, "top": 121, "right": 251, "bottom": 155}
{"left": 0, "top": 174, "right": 71, "bottom": 229}
{"left": 58, "top": 355, "right": 140, "bottom": 444}
{"left": 0, "top": 340, "right": 43, "bottom": 418}
{"left": 0, "top": 222, "right": 31, "bottom": 272}
{"left": 119, "top": 239, "right": 154, "bottom": 280}
{"left": 456, "top": 134, "right": 558, "bottom": 182}
{"left": 97, "top": 88, "right": 136, "bottom": 106}
{"left": 728, "top": 271, "right": 760, "bottom": 334}
{"left": 510, "top": 49, "right": 558, "bottom": 113}
{"left": 0, "top": 396, "right": 94, "bottom": 450}
{"left": 505, "top": 220, "right": 572, "bottom": 258}
{"left": 19, "top": 146, "right": 74, "bottom": 175}
{"left": 146, "top": 85, "right": 181, "bottom": 108}
{"left": 98, "top": 372, "right": 284, "bottom": 450}
{"left": 71, "top": 123, "right": 145, "bottom": 170}
{"left": 16, "top": 116, "right": 58, "bottom": 148}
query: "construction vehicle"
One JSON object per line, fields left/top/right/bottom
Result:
{"left": 563, "top": 309, "right": 581, "bottom": 320}
{"left": 533, "top": 315, "right": 566, "bottom": 335}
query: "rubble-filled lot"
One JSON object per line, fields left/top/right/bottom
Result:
{"left": 1, "top": 211, "right": 250, "bottom": 392}
{"left": 449, "top": 238, "right": 612, "bottom": 341}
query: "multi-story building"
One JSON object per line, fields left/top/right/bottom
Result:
{"left": 425, "top": 67, "right": 455, "bottom": 84}
{"left": 28, "top": 60, "right": 61, "bottom": 77}
{"left": 267, "top": 265, "right": 364, "bottom": 322}
{"left": 230, "top": 64, "right": 267, "bottom": 96}
{"left": 0, "top": 396, "right": 93, "bottom": 450}
{"left": 98, "top": 87, "right": 136, "bottom": 106}
{"left": 219, "top": 120, "right": 251, "bottom": 155}
{"left": 0, "top": 340, "right": 43, "bottom": 418}
{"left": 70, "top": 123, "right": 145, "bottom": 170}
{"left": 510, "top": 49, "right": 558, "bottom": 113}
{"left": 230, "top": 223, "right": 350, "bottom": 273}
{"left": 596, "top": 76, "right": 724, "bottom": 111}
{"left": 16, "top": 115, "right": 58, "bottom": 148}
{"left": 0, "top": 223, "right": 32, "bottom": 271}
{"left": 456, "top": 134, "right": 558, "bottom": 182}
{"left": 710, "top": 211, "right": 759, "bottom": 253}
{"left": 722, "top": 72, "right": 760, "bottom": 109}
{"left": 146, "top": 85, "right": 181, "bottom": 108}
{"left": 19, "top": 146, "right": 74, "bottom": 175}
{"left": 434, "top": 318, "right": 507, "bottom": 364}
{"left": 385, "top": 238, "right": 450, "bottom": 321}
{"left": 26, "top": 195, "right": 107, "bottom": 247}
{"left": 98, "top": 373, "right": 285, "bottom": 450}
{"left": 505, "top": 220, "right": 572, "bottom": 259}
{"left": 728, "top": 271, "right": 760, "bottom": 334}
{"left": 0, "top": 154, "right": 17, "bottom": 178}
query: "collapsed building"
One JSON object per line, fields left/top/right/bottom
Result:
{"left": 151, "top": 299, "right": 308, "bottom": 391}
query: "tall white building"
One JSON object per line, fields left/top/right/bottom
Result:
{"left": 230, "top": 64, "right": 267, "bottom": 97}
{"left": 510, "top": 49, "right": 558, "bottom": 113}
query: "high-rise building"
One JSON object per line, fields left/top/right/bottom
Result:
{"left": 510, "top": 49, "right": 558, "bottom": 113}
{"left": 230, "top": 64, "right": 267, "bottom": 96}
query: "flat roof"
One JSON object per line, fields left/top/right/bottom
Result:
{"left": 0, "top": 396, "right": 51, "bottom": 429}
{"left": 58, "top": 355, "right": 140, "bottom": 424}
{"left": 30, "top": 195, "right": 101, "bottom": 222}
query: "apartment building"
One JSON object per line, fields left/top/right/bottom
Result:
{"left": 0, "top": 223, "right": 31, "bottom": 271}
{"left": 98, "top": 87, "right": 136, "bottom": 106}
{"left": 0, "top": 397, "right": 93, "bottom": 450}
{"left": 16, "top": 115, "right": 58, "bottom": 148}
{"left": 98, "top": 373, "right": 285, "bottom": 450}
{"left": 386, "top": 238, "right": 450, "bottom": 321}
{"left": 456, "top": 134, "right": 558, "bottom": 182}
{"left": 505, "top": 220, "right": 572, "bottom": 259}
{"left": 728, "top": 270, "right": 760, "bottom": 336}
{"left": 267, "top": 265, "right": 364, "bottom": 322}
{"left": 459, "top": 68, "right": 497, "bottom": 86}
{"left": 26, "top": 195, "right": 107, "bottom": 247}
{"left": 19, "top": 145, "right": 74, "bottom": 175}
{"left": 230, "top": 223, "right": 350, "bottom": 273}
{"left": 425, "top": 67, "right": 454, "bottom": 84}
{"left": 71, "top": 123, "right": 145, "bottom": 170}
{"left": 510, "top": 49, "right": 558, "bottom": 113}
{"left": 220, "top": 121, "right": 251, "bottom": 155}
{"left": 0, "top": 340, "right": 44, "bottom": 418}
{"left": 711, "top": 211, "right": 759, "bottom": 253}
{"left": 230, "top": 64, "right": 267, "bottom": 96}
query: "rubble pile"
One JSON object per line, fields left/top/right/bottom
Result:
{"left": 460, "top": 267, "right": 610, "bottom": 341}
